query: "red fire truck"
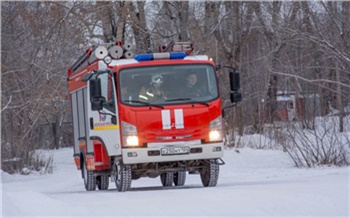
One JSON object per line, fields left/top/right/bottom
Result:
{"left": 67, "top": 41, "right": 241, "bottom": 191}
{"left": 276, "top": 92, "right": 305, "bottom": 122}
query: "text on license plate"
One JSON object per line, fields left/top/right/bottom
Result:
{"left": 161, "top": 147, "right": 190, "bottom": 156}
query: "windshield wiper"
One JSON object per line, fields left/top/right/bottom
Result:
{"left": 166, "top": 98, "right": 209, "bottom": 107}
{"left": 123, "top": 100, "right": 164, "bottom": 109}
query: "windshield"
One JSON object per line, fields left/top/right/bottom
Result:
{"left": 118, "top": 64, "right": 219, "bottom": 106}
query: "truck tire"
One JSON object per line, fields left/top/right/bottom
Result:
{"left": 82, "top": 159, "right": 96, "bottom": 191}
{"left": 97, "top": 175, "right": 109, "bottom": 190}
{"left": 173, "top": 171, "right": 186, "bottom": 186}
{"left": 114, "top": 160, "right": 131, "bottom": 192}
{"left": 160, "top": 172, "right": 174, "bottom": 187}
{"left": 200, "top": 159, "right": 219, "bottom": 187}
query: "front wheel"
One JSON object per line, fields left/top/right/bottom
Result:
{"left": 200, "top": 159, "right": 219, "bottom": 187}
{"left": 114, "top": 159, "right": 132, "bottom": 192}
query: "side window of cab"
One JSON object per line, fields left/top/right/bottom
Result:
{"left": 100, "top": 73, "right": 116, "bottom": 112}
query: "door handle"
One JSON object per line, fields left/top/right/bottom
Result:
{"left": 90, "top": 117, "right": 94, "bottom": 130}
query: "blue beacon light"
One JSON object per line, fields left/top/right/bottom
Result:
{"left": 135, "top": 52, "right": 186, "bottom": 62}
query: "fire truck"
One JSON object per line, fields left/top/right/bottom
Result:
{"left": 67, "top": 41, "right": 241, "bottom": 191}
{"left": 276, "top": 91, "right": 305, "bottom": 122}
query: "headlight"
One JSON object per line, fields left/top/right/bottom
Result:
{"left": 209, "top": 130, "right": 221, "bottom": 141}
{"left": 122, "top": 121, "right": 139, "bottom": 147}
{"left": 126, "top": 136, "right": 139, "bottom": 147}
{"left": 209, "top": 116, "right": 223, "bottom": 142}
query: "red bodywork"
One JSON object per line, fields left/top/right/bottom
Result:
{"left": 75, "top": 141, "right": 110, "bottom": 170}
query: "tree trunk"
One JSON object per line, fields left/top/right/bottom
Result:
{"left": 97, "top": 1, "right": 114, "bottom": 43}
{"left": 116, "top": 2, "right": 126, "bottom": 42}
{"left": 129, "top": 2, "right": 151, "bottom": 53}
{"left": 335, "top": 61, "right": 344, "bottom": 132}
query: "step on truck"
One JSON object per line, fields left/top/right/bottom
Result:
{"left": 67, "top": 41, "right": 242, "bottom": 191}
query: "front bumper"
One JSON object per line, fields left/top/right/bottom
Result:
{"left": 121, "top": 141, "right": 224, "bottom": 164}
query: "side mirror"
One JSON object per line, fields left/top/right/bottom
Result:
{"left": 90, "top": 78, "right": 101, "bottom": 98}
{"left": 89, "top": 78, "right": 104, "bottom": 111}
{"left": 91, "top": 98, "right": 104, "bottom": 111}
{"left": 216, "top": 65, "right": 221, "bottom": 71}
{"left": 230, "top": 92, "right": 242, "bottom": 103}
{"left": 229, "top": 71, "right": 242, "bottom": 103}
{"left": 229, "top": 71, "right": 240, "bottom": 91}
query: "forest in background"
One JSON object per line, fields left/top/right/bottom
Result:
{"left": 1, "top": 1, "right": 349, "bottom": 173}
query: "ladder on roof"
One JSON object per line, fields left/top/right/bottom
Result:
{"left": 159, "top": 41, "right": 194, "bottom": 55}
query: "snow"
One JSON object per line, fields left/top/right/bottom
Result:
{"left": 1, "top": 147, "right": 349, "bottom": 217}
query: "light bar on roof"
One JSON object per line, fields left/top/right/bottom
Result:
{"left": 134, "top": 52, "right": 186, "bottom": 62}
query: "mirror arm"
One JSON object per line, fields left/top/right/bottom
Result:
{"left": 223, "top": 66, "right": 236, "bottom": 71}
{"left": 98, "top": 110, "right": 114, "bottom": 117}
{"left": 98, "top": 111, "right": 117, "bottom": 125}
{"left": 222, "top": 103, "right": 238, "bottom": 118}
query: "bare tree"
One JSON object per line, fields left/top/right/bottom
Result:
{"left": 2, "top": 1, "right": 349, "bottom": 173}
{"left": 1, "top": 1, "right": 82, "bottom": 173}
{"left": 128, "top": 1, "right": 151, "bottom": 52}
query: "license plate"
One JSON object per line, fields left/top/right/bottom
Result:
{"left": 161, "top": 147, "right": 190, "bottom": 156}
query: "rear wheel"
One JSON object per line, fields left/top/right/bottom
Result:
{"left": 82, "top": 159, "right": 96, "bottom": 191}
{"left": 200, "top": 159, "right": 219, "bottom": 187}
{"left": 97, "top": 175, "right": 109, "bottom": 190}
{"left": 114, "top": 159, "right": 132, "bottom": 192}
{"left": 173, "top": 171, "right": 186, "bottom": 186}
{"left": 160, "top": 172, "right": 174, "bottom": 187}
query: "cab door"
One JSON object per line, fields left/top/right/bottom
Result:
{"left": 87, "top": 71, "right": 122, "bottom": 156}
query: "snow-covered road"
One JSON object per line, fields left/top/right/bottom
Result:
{"left": 1, "top": 148, "right": 349, "bottom": 217}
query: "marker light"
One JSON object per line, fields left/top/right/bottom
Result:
{"left": 103, "top": 55, "right": 112, "bottom": 65}
{"left": 135, "top": 52, "right": 186, "bottom": 62}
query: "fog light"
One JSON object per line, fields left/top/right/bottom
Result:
{"left": 127, "top": 152, "right": 137, "bottom": 157}
{"left": 148, "top": 150, "right": 160, "bottom": 156}
{"left": 190, "top": 147, "right": 202, "bottom": 154}
{"left": 213, "top": 146, "right": 222, "bottom": 152}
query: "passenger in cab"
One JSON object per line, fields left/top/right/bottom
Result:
{"left": 181, "top": 72, "right": 204, "bottom": 97}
